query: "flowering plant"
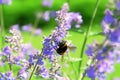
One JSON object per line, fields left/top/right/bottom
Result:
{"left": 0, "top": 0, "right": 120, "bottom": 80}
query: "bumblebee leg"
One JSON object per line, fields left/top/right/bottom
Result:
{"left": 61, "top": 54, "right": 64, "bottom": 62}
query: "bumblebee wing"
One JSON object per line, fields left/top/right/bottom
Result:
{"left": 68, "top": 44, "right": 77, "bottom": 52}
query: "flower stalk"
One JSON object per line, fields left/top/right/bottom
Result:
{"left": 78, "top": 0, "right": 101, "bottom": 79}
{"left": 28, "top": 49, "right": 43, "bottom": 80}
{"left": 0, "top": 4, "right": 5, "bottom": 49}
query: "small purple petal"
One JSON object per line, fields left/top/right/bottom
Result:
{"left": 37, "top": 56, "right": 44, "bottom": 65}
{"left": 33, "top": 28, "right": 42, "bottom": 36}
{"left": 42, "top": 0, "right": 54, "bottom": 7}
{"left": 22, "top": 24, "right": 32, "bottom": 32}
{"left": 103, "top": 10, "right": 114, "bottom": 24}
{"left": 86, "top": 45, "right": 93, "bottom": 56}
{"left": 117, "top": 1, "right": 120, "bottom": 10}
{"left": 86, "top": 66, "right": 96, "bottom": 80}
{"left": 3, "top": 46, "right": 11, "bottom": 55}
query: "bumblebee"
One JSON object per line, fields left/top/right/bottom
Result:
{"left": 56, "top": 40, "right": 68, "bottom": 55}
{"left": 56, "top": 40, "right": 76, "bottom": 55}
{"left": 56, "top": 40, "right": 76, "bottom": 61}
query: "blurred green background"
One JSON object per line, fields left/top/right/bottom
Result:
{"left": 0, "top": 0, "right": 120, "bottom": 80}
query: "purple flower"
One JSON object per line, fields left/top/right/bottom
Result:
{"left": 10, "top": 24, "right": 19, "bottom": 30}
{"left": 97, "top": 72, "right": 106, "bottom": 80}
{"left": 117, "top": 1, "right": 120, "bottom": 10}
{"left": 37, "top": 56, "right": 44, "bottom": 65}
{"left": 3, "top": 71, "right": 15, "bottom": 80}
{"left": 29, "top": 55, "right": 34, "bottom": 65}
{"left": 42, "top": 11, "right": 50, "bottom": 21}
{"left": 109, "top": 27, "right": 120, "bottom": 42}
{"left": 42, "top": 0, "right": 54, "bottom": 7}
{"left": 96, "top": 50, "right": 106, "bottom": 60}
{"left": 3, "top": 46, "right": 11, "bottom": 55}
{"left": 40, "top": 67, "right": 49, "bottom": 78}
{"left": 86, "top": 66, "right": 96, "bottom": 80}
{"left": 68, "top": 12, "right": 83, "bottom": 28}
{"left": 43, "top": 37, "right": 54, "bottom": 56}
{"left": 0, "top": 0, "right": 12, "bottom": 5}
{"left": 86, "top": 45, "right": 93, "bottom": 56}
{"left": 116, "top": 53, "right": 120, "bottom": 63}
{"left": 22, "top": 24, "right": 32, "bottom": 32}
{"left": 101, "top": 20, "right": 110, "bottom": 34}
{"left": 18, "top": 67, "right": 28, "bottom": 79}
{"left": 42, "top": 2, "right": 82, "bottom": 61}
{"left": 33, "top": 28, "right": 42, "bottom": 36}
{"left": 55, "top": 3, "right": 82, "bottom": 30}
{"left": 0, "top": 0, "right": 4, "bottom": 4}
{"left": 103, "top": 10, "right": 114, "bottom": 24}
{"left": 35, "top": 3, "right": 82, "bottom": 79}
{"left": 14, "top": 56, "right": 21, "bottom": 66}
{"left": 5, "top": 28, "right": 22, "bottom": 52}
{"left": 50, "top": 11, "right": 56, "bottom": 18}
{"left": 21, "top": 43, "right": 37, "bottom": 56}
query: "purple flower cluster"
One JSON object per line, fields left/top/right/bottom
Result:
{"left": 85, "top": 41, "right": 120, "bottom": 80}
{"left": 21, "top": 24, "right": 42, "bottom": 36}
{"left": 0, "top": 2, "right": 82, "bottom": 80}
{"left": 0, "top": 71, "right": 15, "bottom": 80}
{"left": 36, "top": 11, "right": 50, "bottom": 22}
{"left": 42, "top": 0, "right": 54, "bottom": 7}
{"left": 42, "top": 2, "right": 82, "bottom": 58}
{"left": 0, "top": 28, "right": 40, "bottom": 79}
{"left": 85, "top": 1, "right": 120, "bottom": 80}
{"left": 0, "top": 0, "right": 12, "bottom": 5}
{"left": 55, "top": 3, "right": 83, "bottom": 29}
{"left": 34, "top": 2, "right": 82, "bottom": 79}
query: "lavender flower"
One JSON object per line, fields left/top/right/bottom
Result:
{"left": 116, "top": 1, "right": 120, "bottom": 10}
{"left": 5, "top": 28, "right": 22, "bottom": 52}
{"left": 36, "top": 11, "right": 51, "bottom": 21}
{"left": 33, "top": 28, "right": 42, "bottom": 36}
{"left": 103, "top": 10, "right": 114, "bottom": 24}
{"left": 85, "top": 4, "right": 120, "bottom": 79}
{"left": 10, "top": 24, "right": 19, "bottom": 30}
{"left": 3, "top": 46, "right": 11, "bottom": 55}
{"left": 36, "top": 66, "right": 49, "bottom": 78}
{"left": 85, "top": 40, "right": 118, "bottom": 80}
{"left": 86, "top": 45, "right": 93, "bottom": 56}
{"left": 31, "top": 3, "right": 82, "bottom": 79}
{"left": 42, "top": 0, "right": 54, "bottom": 7}
{"left": 55, "top": 3, "right": 82, "bottom": 29}
{"left": 22, "top": 24, "right": 32, "bottom": 32}
{"left": 86, "top": 66, "right": 95, "bottom": 80}
{"left": 50, "top": 11, "right": 56, "bottom": 18}
{"left": 101, "top": 9, "right": 114, "bottom": 34}
{"left": 21, "top": 43, "right": 37, "bottom": 56}
{"left": 22, "top": 24, "right": 42, "bottom": 36}
{"left": 0, "top": 0, "right": 12, "bottom": 5}
{"left": 42, "top": 11, "right": 50, "bottom": 21}
{"left": 17, "top": 67, "right": 28, "bottom": 79}
{"left": 0, "top": 71, "right": 15, "bottom": 80}
{"left": 0, "top": 2, "right": 83, "bottom": 80}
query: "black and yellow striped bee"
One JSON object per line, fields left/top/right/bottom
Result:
{"left": 56, "top": 40, "right": 76, "bottom": 61}
{"left": 56, "top": 40, "right": 68, "bottom": 55}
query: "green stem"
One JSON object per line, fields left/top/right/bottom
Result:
{"left": 78, "top": 0, "right": 101, "bottom": 79}
{"left": 0, "top": 5, "right": 5, "bottom": 50}
{"left": 8, "top": 54, "right": 12, "bottom": 71}
{"left": 28, "top": 49, "right": 43, "bottom": 80}
{"left": 0, "top": 5, "right": 12, "bottom": 71}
